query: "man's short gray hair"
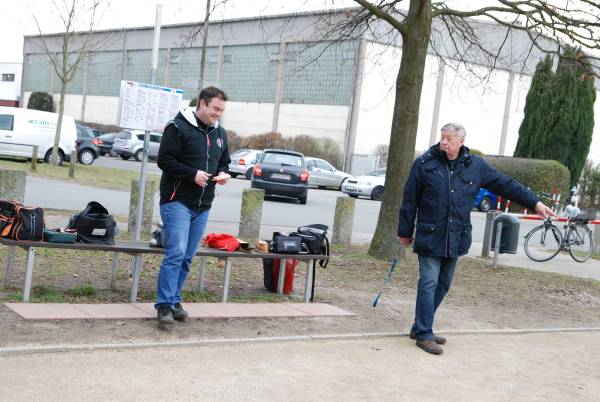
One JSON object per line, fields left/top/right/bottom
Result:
{"left": 440, "top": 123, "right": 466, "bottom": 138}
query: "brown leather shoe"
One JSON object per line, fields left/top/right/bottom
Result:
{"left": 416, "top": 339, "right": 444, "bottom": 355}
{"left": 410, "top": 332, "right": 446, "bottom": 345}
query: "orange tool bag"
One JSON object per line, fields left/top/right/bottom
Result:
{"left": 0, "top": 200, "right": 44, "bottom": 241}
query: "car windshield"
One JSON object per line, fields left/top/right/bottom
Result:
{"left": 261, "top": 152, "right": 303, "bottom": 167}
{"left": 366, "top": 168, "right": 386, "bottom": 177}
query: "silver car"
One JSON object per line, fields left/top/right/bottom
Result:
{"left": 341, "top": 167, "right": 386, "bottom": 200}
{"left": 112, "top": 130, "right": 162, "bottom": 161}
{"left": 305, "top": 157, "right": 352, "bottom": 190}
{"left": 229, "top": 149, "right": 262, "bottom": 179}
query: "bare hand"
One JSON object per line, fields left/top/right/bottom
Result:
{"left": 194, "top": 170, "right": 211, "bottom": 187}
{"left": 534, "top": 201, "right": 558, "bottom": 219}
{"left": 212, "top": 172, "right": 231, "bottom": 185}
{"left": 399, "top": 236, "right": 413, "bottom": 247}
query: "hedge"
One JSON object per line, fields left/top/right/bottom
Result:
{"left": 483, "top": 156, "right": 570, "bottom": 209}
{"left": 27, "top": 92, "right": 55, "bottom": 112}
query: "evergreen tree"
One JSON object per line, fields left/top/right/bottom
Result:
{"left": 514, "top": 49, "right": 596, "bottom": 186}
{"left": 514, "top": 56, "right": 553, "bottom": 158}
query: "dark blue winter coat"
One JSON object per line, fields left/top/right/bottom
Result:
{"left": 397, "top": 144, "right": 539, "bottom": 257}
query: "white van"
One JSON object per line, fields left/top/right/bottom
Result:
{"left": 0, "top": 106, "right": 77, "bottom": 165}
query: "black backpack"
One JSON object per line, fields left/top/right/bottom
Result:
{"left": 297, "top": 224, "right": 329, "bottom": 302}
{"left": 67, "top": 201, "right": 116, "bottom": 245}
{"left": 0, "top": 200, "right": 44, "bottom": 241}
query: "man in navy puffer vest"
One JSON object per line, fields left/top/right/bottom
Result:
{"left": 155, "top": 87, "right": 231, "bottom": 326}
{"left": 398, "top": 123, "right": 557, "bottom": 354}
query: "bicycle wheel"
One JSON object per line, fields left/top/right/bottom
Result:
{"left": 524, "top": 224, "right": 563, "bottom": 262}
{"left": 567, "top": 224, "right": 593, "bottom": 262}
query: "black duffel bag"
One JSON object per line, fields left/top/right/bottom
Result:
{"left": 67, "top": 201, "right": 117, "bottom": 245}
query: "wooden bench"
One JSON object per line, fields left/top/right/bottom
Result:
{"left": 0, "top": 237, "right": 327, "bottom": 303}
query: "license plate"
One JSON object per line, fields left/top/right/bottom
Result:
{"left": 271, "top": 173, "right": 291, "bottom": 180}
{"left": 345, "top": 186, "right": 356, "bottom": 192}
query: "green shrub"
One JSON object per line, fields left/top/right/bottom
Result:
{"left": 228, "top": 131, "right": 343, "bottom": 169}
{"left": 189, "top": 97, "right": 197, "bottom": 107}
{"left": 483, "top": 156, "right": 570, "bottom": 209}
{"left": 27, "top": 92, "right": 55, "bottom": 112}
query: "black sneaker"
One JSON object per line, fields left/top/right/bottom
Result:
{"left": 172, "top": 303, "right": 189, "bottom": 322}
{"left": 157, "top": 304, "right": 176, "bottom": 325}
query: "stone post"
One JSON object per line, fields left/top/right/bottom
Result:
{"left": 128, "top": 179, "right": 156, "bottom": 235}
{"left": 332, "top": 196, "right": 355, "bottom": 245}
{"left": 238, "top": 188, "right": 264, "bottom": 242}
{"left": 594, "top": 211, "right": 600, "bottom": 255}
{"left": 0, "top": 170, "right": 26, "bottom": 203}
{"left": 69, "top": 150, "right": 76, "bottom": 178}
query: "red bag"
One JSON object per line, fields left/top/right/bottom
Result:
{"left": 202, "top": 233, "right": 240, "bottom": 252}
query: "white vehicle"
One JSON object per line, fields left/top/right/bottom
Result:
{"left": 0, "top": 106, "right": 77, "bottom": 165}
{"left": 305, "top": 157, "right": 352, "bottom": 190}
{"left": 229, "top": 149, "right": 262, "bottom": 179}
{"left": 341, "top": 167, "right": 386, "bottom": 201}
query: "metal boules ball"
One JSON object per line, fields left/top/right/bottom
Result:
{"left": 149, "top": 238, "right": 158, "bottom": 247}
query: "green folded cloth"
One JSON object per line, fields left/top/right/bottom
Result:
{"left": 43, "top": 228, "right": 77, "bottom": 243}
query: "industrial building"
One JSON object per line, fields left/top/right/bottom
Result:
{"left": 21, "top": 9, "right": 600, "bottom": 172}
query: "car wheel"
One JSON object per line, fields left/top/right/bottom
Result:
{"left": 245, "top": 169, "right": 253, "bottom": 180}
{"left": 478, "top": 196, "right": 492, "bottom": 212}
{"left": 109, "top": 150, "right": 118, "bottom": 157}
{"left": 44, "top": 149, "right": 64, "bottom": 166}
{"left": 229, "top": 172, "right": 238, "bottom": 178}
{"left": 371, "top": 186, "right": 384, "bottom": 201}
{"left": 78, "top": 149, "right": 95, "bottom": 165}
{"left": 339, "top": 177, "right": 349, "bottom": 191}
{"left": 348, "top": 194, "right": 359, "bottom": 198}
{"left": 134, "top": 149, "right": 143, "bottom": 162}
{"left": 299, "top": 195, "right": 307, "bottom": 205}
{"left": 120, "top": 154, "right": 130, "bottom": 160}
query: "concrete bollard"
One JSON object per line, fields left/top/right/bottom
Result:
{"left": 128, "top": 179, "right": 156, "bottom": 235}
{"left": 332, "top": 196, "right": 355, "bottom": 245}
{"left": 594, "top": 211, "right": 600, "bottom": 255}
{"left": 0, "top": 170, "right": 26, "bottom": 203}
{"left": 69, "top": 150, "right": 76, "bottom": 178}
{"left": 238, "top": 188, "right": 264, "bottom": 242}
{"left": 31, "top": 146, "right": 38, "bottom": 171}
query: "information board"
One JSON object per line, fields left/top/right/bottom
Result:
{"left": 117, "top": 80, "right": 184, "bottom": 132}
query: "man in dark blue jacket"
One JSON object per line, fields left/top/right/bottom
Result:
{"left": 155, "top": 86, "right": 231, "bottom": 326}
{"left": 398, "top": 123, "right": 556, "bottom": 354}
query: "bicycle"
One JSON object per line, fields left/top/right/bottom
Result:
{"left": 523, "top": 205, "right": 594, "bottom": 263}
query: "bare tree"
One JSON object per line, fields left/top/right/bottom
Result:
{"left": 329, "top": 0, "right": 600, "bottom": 261}
{"left": 32, "top": 0, "right": 105, "bottom": 165}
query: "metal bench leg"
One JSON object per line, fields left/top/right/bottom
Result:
{"left": 304, "top": 260, "right": 314, "bottom": 303}
{"left": 197, "top": 256, "right": 207, "bottom": 292}
{"left": 110, "top": 252, "right": 119, "bottom": 290}
{"left": 23, "top": 247, "right": 35, "bottom": 302}
{"left": 277, "top": 258, "right": 286, "bottom": 294}
{"left": 130, "top": 255, "right": 142, "bottom": 303}
{"left": 3, "top": 245, "right": 15, "bottom": 289}
{"left": 221, "top": 258, "right": 231, "bottom": 303}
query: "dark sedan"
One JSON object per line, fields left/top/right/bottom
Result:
{"left": 75, "top": 124, "right": 100, "bottom": 165}
{"left": 250, "top": 149, "right": 309, "bottom": 204}
{"left": 96, "top": 132, "right": 118, "bottom": 156}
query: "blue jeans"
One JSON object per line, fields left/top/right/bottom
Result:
{"left": 155, "top": 201, "right": 210, "bottom": 309}
{"left": 411, "top": 255, "right": 458, "bottom": 341}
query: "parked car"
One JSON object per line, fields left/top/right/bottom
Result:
{"left": 92, "top": 128, "right": 105, "bottom": 137}
{"left": 341, "top": 167, "right": 386, "bottom": 201}
{"left": 229, "top": 149, "right": 262, "bottom": 179}
{"left": 305, "top": 157, "right": 352, "bottom": 190}
{"left": 112, "top": 130, "right": 162, "bottom": 161}
{"left": 96, "top": 132, "right": 118, "bottom": 156}
{"left": 75, "top": 124, "right": 100, "bottom": 165}
{"left": 250, "top": 149, "right": 309, "bottom": 204}
{"left": 0, "top": 106, "right": 77, "bottom": 165}
{"left": 474, "top": 188, "right": 497, "bottom": 212}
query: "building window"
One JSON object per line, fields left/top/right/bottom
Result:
{"left": 2, "top": 74, "right": 15, "bottom": 82}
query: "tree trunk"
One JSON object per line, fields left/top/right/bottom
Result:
{"left": 368, "top": 1, "right": 432, "bottom": 261}
{"left": 51, "top": 84, "right": 67, "bottom": 166}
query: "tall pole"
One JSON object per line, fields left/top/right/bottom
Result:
{"left": 134, "top": 3, "right": 162, "bottom": 242}
{"left": 197, "top": 0, "right": 211, "bottom": 99}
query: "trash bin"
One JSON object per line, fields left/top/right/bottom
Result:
{"left": 490, "top": 213, "right": 520, "bottom": 254}
{"left": 263, "top": 258, "right": 298, "bottom": 294}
